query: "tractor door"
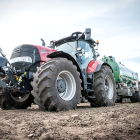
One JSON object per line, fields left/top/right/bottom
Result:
{"left": 78, "top": 40, "right": 93, "bottom": 70}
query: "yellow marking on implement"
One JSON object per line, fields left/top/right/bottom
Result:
{"left": 19, "top": 76, "right": 22, "bottom": 81}
{"left": 24, "top": 72, "right": 26, "bottom": 75}
{"left": 14, "top": 75, "right": 22, "bottom": 81}
{"left": 14, "top": 75, "right": 19, "bottom": 81}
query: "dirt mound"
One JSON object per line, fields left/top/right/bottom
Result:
{"left": 0, "top": 103, "right": 140, "bottom": 140}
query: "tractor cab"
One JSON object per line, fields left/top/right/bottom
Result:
{"left": 50, "top": 28, "right": 99, "bottom": 70}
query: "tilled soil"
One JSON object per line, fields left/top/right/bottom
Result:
{"left": 0, "top": 102, "right": 140, "bottom": 140}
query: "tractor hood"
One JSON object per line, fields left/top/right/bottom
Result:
{"left": 10, "top": 44, "right": 56, "bottom": 71}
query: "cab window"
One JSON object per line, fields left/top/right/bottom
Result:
{"left": 78, "top": 40, "right": 93, "bottom": 69}
{"left": 55, "top": 41, "right": 76, "bottom": 60}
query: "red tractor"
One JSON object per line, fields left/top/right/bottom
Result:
{"left": 0, "top": 28, "right": 116, "bottom": 111}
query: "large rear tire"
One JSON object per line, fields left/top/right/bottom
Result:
{"left": 130, "top": 84, "right": 140, "bottom": 103}
{"left": 89, "top": 65, "right": 116, "bottom": 107}
{"left": 31, "top": 58, "right": 81, "bottom": 111}
{"left": 0, "top": 77, "right": 34, "bottom": 109}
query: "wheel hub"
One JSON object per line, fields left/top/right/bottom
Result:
{"left": 56, "top": 70, "right": 76, "bottom": 101}
{"left": 105, "top": 75, "right": 113, "bottom": 100}
{"left": 10, "top": 92, "right": 29, "bottom": 102}
{"left": 105, "top": 82, "right": 109, "bottom": 91}
{"left": 57, "top": 79, "right": 66, "bottom": 93}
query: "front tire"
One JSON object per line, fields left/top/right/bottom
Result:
{"left": 0, "top": 77, "right": 34, "bottom": 109}
{"left": 31, "top": 58, "right": 81, "bottom": 111}
{"left": 89, "top": 65, "right": 116, "bottom": 107}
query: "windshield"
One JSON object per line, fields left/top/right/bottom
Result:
{"left": 55, "top": 41, "right": 76, "bottom": 60}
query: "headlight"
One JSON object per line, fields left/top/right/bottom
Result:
{"left": 10, "top": 56, "right": 32, "bottom": 64}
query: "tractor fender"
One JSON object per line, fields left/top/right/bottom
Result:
{"left": 47, "top": 51, "right": 84, "bottom": 90}
{"left": 87, "top": 60, "right": 113, "bottom": 74}
{"left": 47, "top": 51, "right": 80, "bottom": 69}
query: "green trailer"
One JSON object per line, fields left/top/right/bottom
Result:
{"left": 101, "top": 56, "right": 140, "bottom": 103}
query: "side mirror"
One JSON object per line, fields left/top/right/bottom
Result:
{"left": 85, "top": 28, "right": 91, "bottom": 40}
{"left": 77, "top": 47, "right": 82, "bottom": 51}
{"left": 77, "top": 47, "right": 85, "bottom": 57}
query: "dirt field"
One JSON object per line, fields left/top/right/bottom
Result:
{"left": 0, "top": 102, "right": 140, "bottom": 140}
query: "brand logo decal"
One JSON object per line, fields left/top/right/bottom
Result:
{"left": 41, "top": 49, "right": 47, "bottom": 53}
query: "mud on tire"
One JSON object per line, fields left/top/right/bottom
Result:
{"left": 89, "top": 65, "right": 116, "bottom": 107}
{"left": 31, "top": 58, "right": 81, "bottom": 111}
{"left": 0, "top": 77, "right": 34, "bottom": 109}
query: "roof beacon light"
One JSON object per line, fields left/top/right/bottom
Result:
{"left": 96, "top": 40, "right": 99, "bottom": 46}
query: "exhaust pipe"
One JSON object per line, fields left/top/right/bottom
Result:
{"left": 41, "top": 38, "right": 45, "bottom": 46}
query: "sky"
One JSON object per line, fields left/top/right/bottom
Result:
{"left": 0, "top": 0, "right": 140, "bottom": 79}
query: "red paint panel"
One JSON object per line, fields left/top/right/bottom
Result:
{"left": 24, "top": 44, "right": 56, "bottom": 66}
{"left": 87, "top": 60, "right": 102, "bottom": 73}
{"left": 31, "top": 45, "right": 56, "bottom": 62}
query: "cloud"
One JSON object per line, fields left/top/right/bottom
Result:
{"left": 0, "top": 0, "right": 140, "bottom": 79}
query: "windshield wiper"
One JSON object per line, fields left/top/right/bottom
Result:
{"left": 64, "top": 40, "right": 73, "bottom": 48}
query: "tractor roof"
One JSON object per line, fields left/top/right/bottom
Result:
{"left": 50, "top": 31, "right": 96, "bottom": 46}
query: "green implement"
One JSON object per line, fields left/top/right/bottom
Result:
{"left": 101, "top": 56, "right": 140, "bottom": 102}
